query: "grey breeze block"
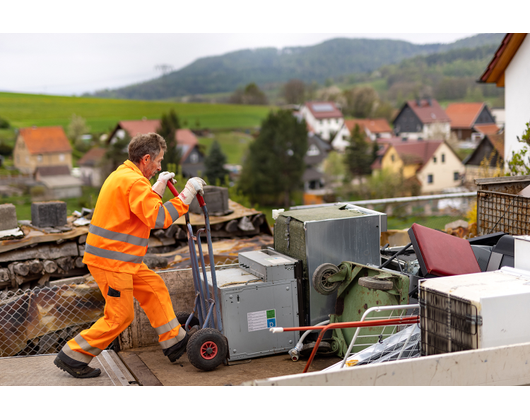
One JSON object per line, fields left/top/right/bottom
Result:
{"left": 31, "top": 201, "right": 67, "bottom": 227}
{"left": 0, "top": 203, "right": 18, "bottom": 231}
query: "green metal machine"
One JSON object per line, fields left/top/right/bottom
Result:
{"left": 312, "top": 261, "right": 410, "bottom": 358}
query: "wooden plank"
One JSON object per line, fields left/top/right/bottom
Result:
{"left": 0, "top": 226, "right": 88, "bottom": 254}
{"left": 118, "top": 352, "right": 163, "bottom": 386}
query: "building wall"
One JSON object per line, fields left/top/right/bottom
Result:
{"left": 505, "top": 36, "right": 530, "bottom": 162}
{"left": 300, "top": 106, "right": 343, "bottom": 141}
{"left": 13, "top": 136, "right": 72, "bottom": 174}
{"left": 418, "top": 143, "right": 465, "bottom": 193}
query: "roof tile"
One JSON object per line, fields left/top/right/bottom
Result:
{"left": 19, "top": 126, "right": 72, "bottom": 155}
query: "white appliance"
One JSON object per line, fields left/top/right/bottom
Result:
{"left": 420, "top": 267, "right": 530, "bottom": 355}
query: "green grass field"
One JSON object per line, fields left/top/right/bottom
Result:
{"left": 197, "top": 131, "right": 254, "bottom": 165}
{"left": 0, "top": 92, "right": 275, "bottom": 134}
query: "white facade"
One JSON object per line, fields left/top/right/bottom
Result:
{"left": 330, "top": 125, "right": 352, "bottom": 152}
{"left": 300, "top": 105, "right": 344, "bottom": 141}
{"left": 504, "top": 36, "right": 530, "bottom": 161}
{"left": 399, "top": 122, "right": 451, "bottom": 141}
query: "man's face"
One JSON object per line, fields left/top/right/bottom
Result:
{"left": 140, "top": 149, "right": 164, "bottom": 180}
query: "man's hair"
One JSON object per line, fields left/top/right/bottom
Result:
{"left": 128, "top": 132, "right": 167, "bottom": 164}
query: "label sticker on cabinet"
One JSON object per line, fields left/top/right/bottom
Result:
{"left": 247, "top": 309, "right": 276, "bottom": 332}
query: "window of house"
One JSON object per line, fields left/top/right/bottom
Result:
{"left": 427, "top": 174, "right": 433, "bottom": 184}
{"left": 190, "top": 152, "right": 199, "bottom": 164}
{"left": 307, "top": 144, "right": 320, "bottom": 156}
{"left": 391, "top": 154, "right": 395, "bottom": 162}
{"left": 433, "top": 156, "right": 437, "bottom": 163}
{"left": 442, "top": 154, "right": 445, "bottom": 163}
{"left": 59, "top": 153, "right": 65, "bottom": 162}
{"left": 37, "top": 154, "right": 43, "bottom": 162}
{"left": 454, "top": 172, "right": 460, "bottom": 181}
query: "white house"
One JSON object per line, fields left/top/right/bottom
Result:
{"left": 479, "top": 33, "right": 530, "bottom": 163}
{"left": 299, "top": 101, "right": 344, "bottom": 142}
{"left": 332, "top": 118, "right": 393, "bottom": 152}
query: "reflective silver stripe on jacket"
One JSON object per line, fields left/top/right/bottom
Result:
{"left": 164, "top": 201, "right": 180, "bottom": 221}
{"left": 84, "top": 244, "right": 144, "bottom": 264}
{"left": 74, "top": 333, "right": 103, "bottom": 357}
{"left": 154, "top": 317, "right": 180, "bottom": 335}
{"left": 89, "top": 224, "right": 149, "bottom": 247}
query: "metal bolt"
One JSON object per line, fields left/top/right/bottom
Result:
{"left": 233, "top": 349, "right": 237, "bottom": 353}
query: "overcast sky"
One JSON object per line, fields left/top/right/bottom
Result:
{"left": 0, "top": 2, "right": 516, "bottom": 96}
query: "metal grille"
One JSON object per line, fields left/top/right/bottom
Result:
{"left": 420, "top": 286, "right": 479, "bottom": 356}
{"left": 0, "top": 279, "right": 104, "bottom": 358}
{"left": 477, "top": 190, "right": 530, "bottom": 236}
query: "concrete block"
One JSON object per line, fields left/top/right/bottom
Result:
{"left": 0, "top": 204, "right": 18, "bottom": 231}
{"left": 31, "top": 201, "right": 67, "bottom": 227}
{"left": 189, "top": 186, "right": 230, "bottom": 215}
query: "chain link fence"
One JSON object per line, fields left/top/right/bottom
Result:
{"left": 0, "top": 277, "right": 105, "bottom": 358}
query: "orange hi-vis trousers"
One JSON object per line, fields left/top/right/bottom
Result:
{"left": 59, "top": 263, "right": 184, "bottom": 366}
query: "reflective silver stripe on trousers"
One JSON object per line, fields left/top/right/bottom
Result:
{"left": 74, "top": 333, "right": 103, "bottom": 357}
{"left": 159, "top": 326, "right": 186, "bottom": 349}
{"left": 63, "top": 343, "right": 94, "bottom": 364}
{"left": 89, "top": 224, "right": 149, "bottom": 247}
{"left": 85, "top": 243, "right": 144, "bottom": 264}
{"left": 154, "top": 317, "right": 180, "bottom": 335}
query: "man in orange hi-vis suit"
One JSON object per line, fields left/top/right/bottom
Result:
{"left": 54, "top": 132, "right": 206, "bottom": 378}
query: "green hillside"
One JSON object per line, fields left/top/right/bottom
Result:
{"left": 0, "top": 92, "right": 274, "bottom": 134}
{"left": 92, "top": 34, "right": 505, "bottom": 100}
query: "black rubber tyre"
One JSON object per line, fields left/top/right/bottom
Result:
{"left": 187, "top": 328, "right": 227, "bottom": 371}
{"left": 176, "top": 311, "right": 200, "bottom": 332}
{"left": 358, "top": 276, "right": 394, "bottom": 291}
{"left": 312, "top": 263, "right": 341, "bottom": 295}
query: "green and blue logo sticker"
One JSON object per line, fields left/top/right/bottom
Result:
{"left": 247, "top": 309, "right": 277, "bottom": 332}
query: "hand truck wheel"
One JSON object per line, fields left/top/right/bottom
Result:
{"left": 176, "top": 311, "right": 200, "bottom": 333}
{"left": 187, "top": 328, "right": 228, "bottom": 371}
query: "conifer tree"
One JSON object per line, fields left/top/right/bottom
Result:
{"left": 204, "top": 140, "right": 230, "bottom": 186}
{"left": 238, "top": 110, "right": 307, "bottom": 207}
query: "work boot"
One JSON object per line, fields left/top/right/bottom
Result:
{"left": 166, "top": 333, "right": 190, "bottom": 363}
{"left": 54, "top": 355, "right": 101, "bottom": 379}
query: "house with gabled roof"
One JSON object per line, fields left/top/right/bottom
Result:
{"left": 393, "top": 99, "right": 451, "bottom": 141}
{"left": 14, "top": 126, "right": 73, "bottom": 175}
{"left": 78, "top": 147, "right": 107, "bottom": 187}
{"left": 479, "top": 33, "right": 529, "bottom": 161}
{"left": 373, "top": 139, "right": 464, "bottom": 194}
{"left": 445, "top": 102, "right": 499, "bottom": 142}
{"left": 462, "top": 133, "right": 504, "bottom": 184}
{"left": 332, "top": 118, "right": 392, "bottom": 152}
{"left": 107, "top": 120, "right": 205, "bottom": 177}
{"left": 299, "top": 101, "right": 344, "bottom": 142}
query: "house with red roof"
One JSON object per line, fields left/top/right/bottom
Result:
{"left": 14, "top": 126, "right": 73, "bottom": 175}
{"left": 332, "top": 118, "right": 393, "bottom": 152}
{"left": 373, "top": 139, "right": 465, "bottom": 194}
{"left": 445, "top": 102, "right": 499, "bottom": 142}
{"left": 479, "top": 33, "right": 529, "bottom": 161}
{"left": 107, "top": 120, "right": 205, "bottom": 178}
{"left": 299, "top": 101, "right": 344, "bottom": 142}
{"left": 392, "top": 99, "right": 451, "bottom": 141}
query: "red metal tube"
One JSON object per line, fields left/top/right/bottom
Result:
{"left": 300, "top": 316, "right": 420, "bottom": 373}
{"left": 167, "top": 179, "right": 179, "bottom": 197}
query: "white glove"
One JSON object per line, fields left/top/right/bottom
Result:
{"left": 152, "top": 171, "right": 175, "bottom": 197}
{"left": 178, "top": 177, "right": 207, "bottom": 205}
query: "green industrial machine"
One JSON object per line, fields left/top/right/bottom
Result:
{"left": 312, "top": 261, "right": 410, "bottom": 358}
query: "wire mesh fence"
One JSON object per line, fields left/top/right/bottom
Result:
{"left": 477, "top": 190, "right": 530, "bottom": 236}
{"left": 0, "top": 278, "right": 104, "bottom": 358}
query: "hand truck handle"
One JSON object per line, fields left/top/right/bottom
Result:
{"left": 167, "top": 179, "right": 206, "bottom": 207}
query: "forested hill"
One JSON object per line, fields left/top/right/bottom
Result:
{"left": 91, "top": 33, "right": 504, "bottom": 100}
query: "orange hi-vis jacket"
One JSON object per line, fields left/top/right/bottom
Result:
{"left": 83, "top": 160, "right": 188, "bottom": 274}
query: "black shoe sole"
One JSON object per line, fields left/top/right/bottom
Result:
{"left": 54, "top": 357, "right": 102, "bottom": 379}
